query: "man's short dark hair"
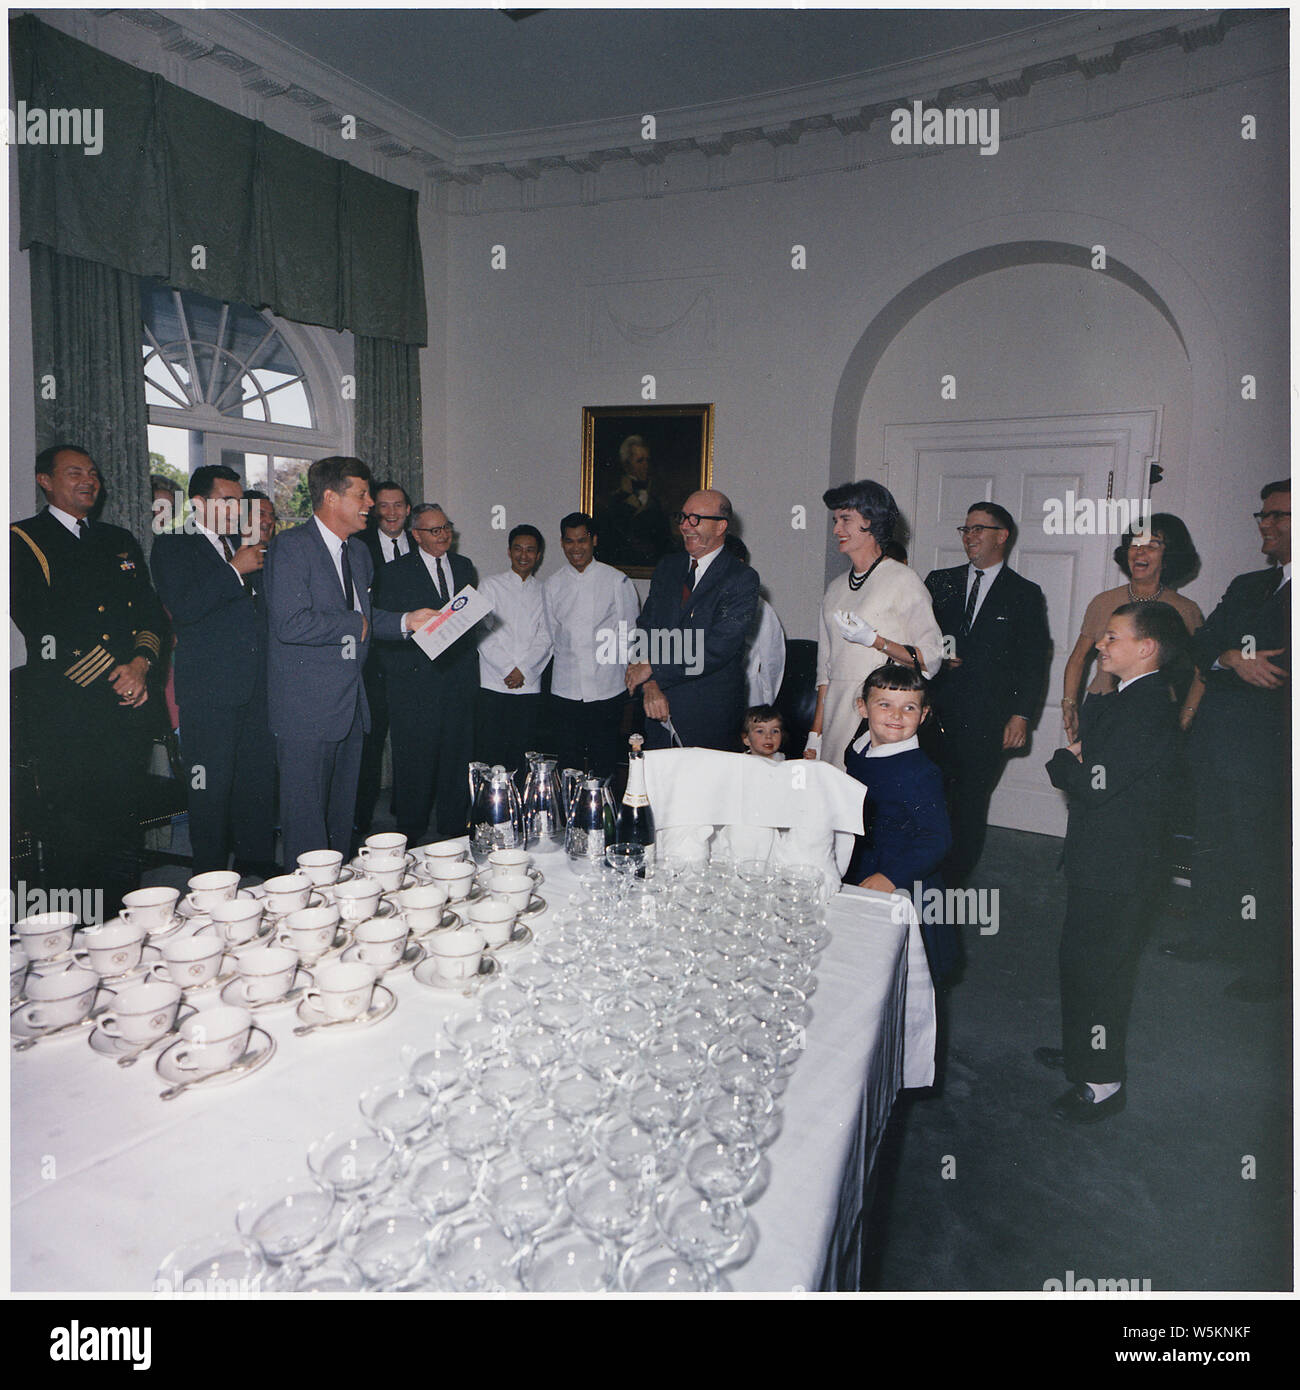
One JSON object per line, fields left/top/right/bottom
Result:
{"left": 35, "top": 443, "right": 91, "bottom": 476}
{"left": 821, "top": 480, "right": 899, "bottom": 547}
{"left": 309, "top": 456, "right": 371, "bottom": 511}
{"left": 1261, "top": 479, "right": 1291, "bottom": 499}
{"left": 243, "top": 488, "right": 272, "bottom": 504}
{"left": 560, "top": 512, "right": 596, "bottom": 538}
{"left": 188, "top": 464, "right": 242, "bottom": 500}
{"left": 968, "top": 501, "right": 1016, "bottom": 539}
{"left": 150, "top": 473, "right": 173, "bottom": 495}
{"left": 508, "top": 524, "right": 544, "bottom": 549}
{"left": 373, "top": 480, "right": 411, "bottom": 506}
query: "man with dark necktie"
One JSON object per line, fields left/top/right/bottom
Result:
{"left": 11, "top": 444, "right": 166, "bottom": 915}
{"left": 372, "top": 503, "right": 480, "bottom": 844}
{"left": 263, "top": 458, "right": 435, "bottom": 868}
{"left": 1167, "top": 480, "right": 1291, "bottom": 1000}
{"left": 924, "top": 502, "right": 1051, "bottom": 884}
{"left": 356, "top": 480, "right": 413, "bottom": 838}
{"left": 151, "top": 465, "right": 276, "bottom": 875}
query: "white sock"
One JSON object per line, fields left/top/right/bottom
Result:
{"left": 1083, "top": 1081, "right": 1122, "bottom": 1103}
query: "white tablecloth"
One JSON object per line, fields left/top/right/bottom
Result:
{"left": 11, "top": 858, "right": 933, "bottom": 1293}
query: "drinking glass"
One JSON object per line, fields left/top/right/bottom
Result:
{"left": 342, "top": 1203, "right": 433, "bottom": 1289}
{"left": 518, "top": 1226, "right": 614, "bottom": 1292}
{"left": 428, "top": 1213, "right": 522, "bottom": 1292}
{"left": 566, "top": 1163, "right": 651, "bottom": 1262}
{"left": 405, "top": 1148, "right": 480, "bottom": 1222}
{"left": 618, "top": 1236, "right": 725, "bottom": 1291}
{"left": 155, "top": 1232, "right": 270, "bottom": 1296}
{"left": 515, "top": 1107, "right": 586, "bottom": 1198}
{"left": 358, "top": 1077, "right": 437, "bottom": 1151}
{"left": 443, "top": 1094, "right": 509, "bottom": 1168}
{"left": 406, "top": 1042, "right": 466, "bottom": 1098}
{"left": 235, "top": 1176, "right": 338, "bottom": 1285}
{"left": 482, "top": 1163, "right": 563, "bottom": 1257}
{"left": 307, "top": 1128, "right": 402, "bottom": 1207}
{"left": 469, "top": 1053, "right": 541, "bottom": 1112}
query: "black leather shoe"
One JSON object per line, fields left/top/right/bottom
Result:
{"left": 1052, "top": 1084, "right": 1126, "bottom": 1124}
{"left": 1224, "top": 975, "right": 1287, "bottom": 1002}
{"left": 1034, "top": 1047, "right": 1066, "bottom": 1072}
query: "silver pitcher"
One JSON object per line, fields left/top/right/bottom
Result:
{"left": 470, "top": 765, "right": 524, "bottom": 864}
{"left": 564, "top": 775, "right": 616, "bottom": 863}
{"left": 521, "top": 753, "right": 566, "bottom": 852}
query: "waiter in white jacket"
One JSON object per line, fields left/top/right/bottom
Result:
{"left": 544, "top": 511, "right": 641, "bottom": 779}
{"left": 476, "top": 524, "right": 553, "bottom": 778}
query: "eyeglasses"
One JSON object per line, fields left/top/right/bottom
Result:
{"left": 414, "top": 524, "right": 453, "bottom": 535}
{"left": 1253, "top": 511, "right": 1291, "bottom": 523}
{"left": 672, "top": 512, "right": 727, "bottom": 527}
{"left": 956, "top": 525, "right": 1004, "bottom": 536}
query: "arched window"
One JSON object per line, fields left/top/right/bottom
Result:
{"left": 143, "top": 283, "right": 351, "bottom": 523}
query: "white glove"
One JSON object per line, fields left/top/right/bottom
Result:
{"left": 834, "top": 610, "right": 878, "bottom": 648}
{"left": 804, "top": 729, "right": 822, "bottom": 753}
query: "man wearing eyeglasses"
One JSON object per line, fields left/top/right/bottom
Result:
{"left": 924, "top": 502, "right": 1051, "bottom": 885}
{"left": 626, "top": 488, "right": 759, "bottom": 750}
{"left": 372, "top": 504, "right": 481, "bottom": 844}
{"left": 1170, "top": 480, "right": 1290, "bottom": 1000}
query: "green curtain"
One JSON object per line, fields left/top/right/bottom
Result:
{"left": 355, "top": 337, "right": 425, "bottom": 505}
{"left": 11, "top": 15, "right": 426, "bottom": 347}
{"left": 28, "top": 244, "right": 153, "bottom": 549}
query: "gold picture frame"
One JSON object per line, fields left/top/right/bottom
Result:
{"left": 580, "top": 403, "right": 714, "bottom": 579}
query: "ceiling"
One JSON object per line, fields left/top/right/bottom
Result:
{"left": 226, "top": 8, "right": 1080, "bottom": 139}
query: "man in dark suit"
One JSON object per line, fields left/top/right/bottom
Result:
{"left": 372, "top": 503, "right": 480, "bottom": 843}
{"left": 626, "top": 489, "right": 760, "bottom": 751}
{"left": 150, "top": 465, "right": 276, "bottom": 876}
{"left": 1041, "top": 602, "right": 1185, "bottom": 1121}
{"left": 355, "top": 480, "right": 413, "bottom": 838}
{"left": 264, "top": 458, "right": 435, "bottom": 867}
{"left": 10, "top": 444, "right": 166, "bottom": 915}
{"left": 1169, "top": 480, "right": 1291, "bottom": 1001}
{"left": 924, "top": 502, "right": 1051, "bottom": 883}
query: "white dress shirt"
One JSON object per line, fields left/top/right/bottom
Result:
{"left": 48, "top": 505, "right": 87, "bottom": 538}
{"left": 964, "top": 560, "right": 1003, "bottom": 625}
{"left": 849, "top": 732, "right": 921, "bottom": 758}
{"left": 545, "top": 560, "right": 641, "bottom": 702}
{"left": 313, "top": 516, "right": 362, "bottom": 614}
{"left": 478, "top": 570, "right": 553, "bottom": 694}
{"left": 1117, "top": 670, "right": 1158, "bottom": 693}
{"left": 375, "top": 529, "right": 411, "bottom": 562}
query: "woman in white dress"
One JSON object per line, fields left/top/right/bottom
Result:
{"left": 804, "top": 481, "right": 945, "bottom": 771}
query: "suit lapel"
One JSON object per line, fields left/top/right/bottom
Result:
{"left": 968, "top": 565, "right": 1007, "bottom": 632}
{"left": 681, "top": 548, "right": 729, "bottom": 619}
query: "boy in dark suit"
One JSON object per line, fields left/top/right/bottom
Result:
{"left": 842, "top": 665, "right": 956, "bottom": 985}
{"left": 1040, "top": 601, "right": 1188, "bottom": 1122}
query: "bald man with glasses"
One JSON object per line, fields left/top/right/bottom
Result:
{"left": 626, "top": 489, "right": 759, "bottom": 751}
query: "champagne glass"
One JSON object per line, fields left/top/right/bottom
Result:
{"left": 234, "top": 1176, "right": 338, "bottom": 1288}
{"left": 307, "top": 1128, "right": 402, "bottom": 1208}
{"left": 519, "top": 1226, "right": 614, "bottom": 1292}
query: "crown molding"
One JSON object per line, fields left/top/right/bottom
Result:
{"left": 63, "top": 8, "right": 1281, "bottom": 195}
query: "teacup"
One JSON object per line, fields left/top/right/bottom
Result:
{"left": 261, "top": 875, "right": 313, "bottom": 916}
{"left": 209, "top": 897, "right": 266, "bottom": 946}
{"left": 296, "top": 849, "right": 345, "bottom": 887}
{"left": 488, "top": 872, "right": 534, "bottom": 912}
{"left": 361, "top": 832, "right": 408, "bottom": 858}
{"left": 98, "top": 980, "right": 183, "bottom": 1045}
{"left": 303, "top": 961, "right": 377, "bottom": 1021}
{"left": 15, "top": 912, "right": 79, "bottom": 962}
{"left": 417, "top": 839, "right": 466, "bottom": 867}
{"left": 350, "top": 916, "right": 411, "bottom": 970}
{"left": 360, "top": 856, "right": 406, "bottom": 894}
{"left": 15, "top": 966, "right": 101, "bottom": 1031}
{"left": 277, "top": 905, "right": 343, "bottom": 963}
{"left": 119, "top": 886, "right": 182, "bottom": 932}
{"left": 334, "top": 879, "right": 383, "bottom": 923}
{"left": 170, "top": 1005, "right": 253, "bottom": 1073}
{"left": 487, "top": 848, "right": 532, "bottom": 877}
{"left": 148, "top": 932, "right": 228, "bottom": 989}
{"left": 72, "top": 918, "right": 148, "bottom": 978}
{"left": 427, "top": 929, "right": 485, "bottom": 984}
{"left": 430, "top": 860, "right": 477, "bottom": 901}
{"left": 464, "top": 899, "right": 517, "bottom": 949}
{"left": 186, "top": 871, "right": 241, "bottom": 914}
{"left": 234, "top": 946, "right": 302, "bottom": 1005}
{"left": 394, "top": 883, "right": 448, "bottom": 933}
{"left": 10, "top": 943, "right": 27, "bottom": 1001}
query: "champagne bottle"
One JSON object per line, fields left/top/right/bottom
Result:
{"left": 614, "top": 734, "right": 656, "bottom": 875}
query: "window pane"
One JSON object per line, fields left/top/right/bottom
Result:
{"left": 273, "top": 457, "right": 313, "bottom": 523}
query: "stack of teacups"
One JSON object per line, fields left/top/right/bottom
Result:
{"left": 464, "top": 898, "right": 518, "bottom": 950}
{"left": 488, "top": 872, "right": 533, "bottom": 914}
{"left": 277, "top": 904, "right": 345, "bottom": 966}
{"left": 394, "top": 882, "right": 450, "bottom": 936}
{"left": 335, "top": 878, "right": 384, "bottom": 925}
{"left": 426, "top": 856, "right": 477, "bottom": 903}
{"left": 487, "top": 848, "right": 533, "bottom": 880}
{"left": 260, "top": 874, "right": 314, "bottom": 917}
{"left": 207, "top": 897, "right": 266, "bottom": 948}
{"left": 297, "top": 850, "right": 347, "bottom": 889}
{"left": 119, "top": 886, "right": 182, "bottom": 939}
{"left": 184, "top": 871, "right": 241, "bottom": 918}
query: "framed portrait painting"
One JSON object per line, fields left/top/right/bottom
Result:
{"left": 580, "top": 403, "right": 714, "bottom": 578}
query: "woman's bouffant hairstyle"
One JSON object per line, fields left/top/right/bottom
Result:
{"left": 822, "top": 480, "right": 900, "bottom": 548}
{"left": 1113, "top": 511, "right": 1199, "bottom": 588}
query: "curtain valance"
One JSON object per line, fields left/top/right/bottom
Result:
{"left": 11, "top": 15, "right": 427, "bottom": 347}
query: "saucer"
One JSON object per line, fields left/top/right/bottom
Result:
{"left": 521, "top": 894, "right": 547, "bottom": 916}
{"left": 145, "top": 915, "right": 186, "bottom": 943}
{"left": 492, "top": 924, "right": 534, "bottom": 954}
{"left": 155, "top": 1025, "right": 276, "bottom": 1089}
{"left": 340, "top": 941, "right": 425, "bottom": 975}
{"left": 220, "top": 965, "right": 314, "bottom": 1011}
{"left": 412, "top": 954, "right": 496, "bottom": 997}
{"left": 260, "top": 892, "right": 325, "bottom": 919}
{"left": 406, "top": 909, "right": 461, "bottom": 939}
{"left": 11, "top": 1006, "right": 99, "bottom": 1046}
{"left": 369, "top": 898, "right": 400, "bottom": 921}
{"left": 294, "top": 983, "right": 397, "bottom": 1032}
{"left": 88, "top": 1019, "right": 185, "bottom": 1059}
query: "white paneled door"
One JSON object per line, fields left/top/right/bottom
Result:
{"left": 885, "top": 412, "right": 1160, "bottom": 837}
